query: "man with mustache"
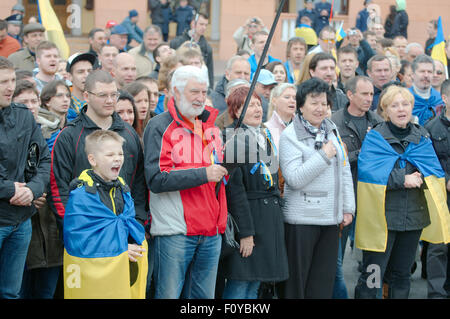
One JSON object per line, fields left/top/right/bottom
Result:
{"left": 309, "top": 52, "right": 348, "bottom": 113}
{"left": 143, "top": 65, "right": 228, "bottom": 299}
{"left": 408, "top": 54, "right": 445, "bottom": 125}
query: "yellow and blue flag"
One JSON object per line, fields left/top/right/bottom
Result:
{"left": 336, "top": 25, "right": 347, "bottom": 42}
{"left": 355, "top": 129, "right": 450, "bottom": 252}
{"left": 63, "top": 170, "right": 148, "bottom": 299}
{"left": 431, "top": 16, "right": 448, "bottom": 79}
{"left": 37, "top": 0, "right": 70, "bottom": 59}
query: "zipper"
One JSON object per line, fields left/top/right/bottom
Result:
{"left": 109, "top": 187, "right": 116, "bottom": 215}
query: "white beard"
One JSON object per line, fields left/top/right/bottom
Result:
{"left": 177, "top": 93, "right": 205, "bottom": 119}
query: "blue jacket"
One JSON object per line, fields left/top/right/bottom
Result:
{"left": 121, "top": 17, "right": 144, "bottom": 44}
{"left": 284, "top": 61, "right": 296, "bottom": 84}
{"left": 296, "top": 9, "right": 318, "bottom": 28}
{"left": 173, "top": 5, "right": 194, "bottom": 36}
{"left": 248, "top": 54, "right": 281, "bottom": 80}
{"left": 356, "top": 8, "right": 370, "bottom": 32}
{"left": 409, "top": 87, "right": 445, "bottom": 126}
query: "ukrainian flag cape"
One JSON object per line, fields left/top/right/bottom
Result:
{"left": 63, "top": 170, "right": 148, "bottom": 299}
{"left": 355, "top": 129, "right": 450, "bottom": 252}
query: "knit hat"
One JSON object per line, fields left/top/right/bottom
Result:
{"left": 129, "top": 9, "right": 138, "bottom": 18}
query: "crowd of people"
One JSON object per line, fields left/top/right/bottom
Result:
{"left": 0, "top": 0, "right": 449, "bottom": 300}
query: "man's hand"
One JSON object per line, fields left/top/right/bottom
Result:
{"left": 33, "top": 193, "right": 47, "bottom": 210}
{"left": 240, "top": 236, "right": 255, "bottom": 258}
{"left": 206, "top": 164, "right": 228, "bottom": 183}
{"left": 10, "top": 182, "right": 34, "bottom": 206}
{"left": 128, "top": 244, "right": 146, "bottom": 262}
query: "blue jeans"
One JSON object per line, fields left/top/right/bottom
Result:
{"left": 153, "top": 234, "right": 221, "bottom": 299}
{"left": 332, "top": 238, "right": 349, "bottom": 298}
{"left": 222, "top": 280, "right": 261, "bottom": 299}
{"left": 0, "top": 219, "right": 32, "bottom": 299}
{"left": 20, "top": 266, "right": 61, "bottom": 299}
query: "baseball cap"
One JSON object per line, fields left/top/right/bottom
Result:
{"left": 5, "top": 13, "right": 23, "bottom": 25}
{"left": 110, "top": 25, "right": 129, "bottom": 35}
{"left": 105, "top": 20, "right": 118, "bottom": 29}
{"left": 12, "top": 4, "right": 25, "bottom": 13}
{"left": 23, "top": 23, "right": 45, "bottom": 36}
{"left": 66, "top": 52, "right": 97, "bottom": 72}
{"left": 129, "top": 9, "right": 138, "bottom": 18}
{"left": 256, "top": 69, "right": 277, "bottom": 86}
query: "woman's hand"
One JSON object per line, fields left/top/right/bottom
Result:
{"left": 239, "top": 236, "right": 255, "bottom": 258}
{"left": 322, "top": 140, "right": 337, "bottom": 159}
{"left": 128, "top": 244, "right": 146, "bottom": 262}
{"left": 342, "top": 213, "right": 353, "bottom": 227}
{"left": 404, "top": 172, "right": 423, "bottom": 189}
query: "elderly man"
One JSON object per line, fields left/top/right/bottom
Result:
{"left": 8, "top": 23, "right": 45, "bottom": 71}
{"left": 405, "top": 43, "right": 425, "bottom": 63}
{"left": 254, "top": 69, "right": 278, "bottom": 122}
{"left": 210, "top": 55, "right": 251, "bottom": 115}
{"left": 111, "top": 52, "right": 137, "bottom": 89}
{"left": 408, "top": 54, "right": 445, "bottom": 125}
{"left": 129, "top": 25, "right": 162, "bottom": 78}
{"left": 143, "top": 65, "right": 228, "bottom": 299}
{"left": 109, "top": 25, "right": 129, "bottom": 53}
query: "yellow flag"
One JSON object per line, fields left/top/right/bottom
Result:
{"left": 38, "top": 0, "right": 70, "bottom": 59}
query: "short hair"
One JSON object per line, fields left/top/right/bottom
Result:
{"left": 144, "top": 24, "right": 162, "bottom": 37}
{"left": 296, "top": 78, "right": 330, "bottom": 110}
{"left": 411, "top": 54, "right": 435, "bottom": 73}
{"left": 405, "top": 42, "right": 423, "bottom": 54}
{"left": 0, "top": 56, "right": 14, "bottom": 71}
{"left": 367, "top": 54, "right": 391, "bottom": 72}
{"left": 337, "top": 45, "right": 358, "bottom": 60}
{"left": 319, "top": 26, "right": 334, "bottom": 39}
{"left": 399, "top": 59, "right": 412, "bottom": 76}
{"left": 378, "top": 85, "right": 415, "bottom": 121}
{"left": 153, "top": 42, "right": 169, "bottom": 61}
{"left": 40, "top": 80, "right": 71, "bottom": 109}
{"left": 286, "top": 37, "right": 307, "bottom": 60}
{"left": 13, "top": 80, "right": 39, "bottom": 100}
{"left": 0, "top": 20, "right": 7, "bottom": 31}
{"left": 85, "top": 129, "right": 125, "bottom": 156}
{"left": 85, "top": 69, "right": 115, "bottom": 92}
{"left": 225, "top": 55, "right": 249, "bottom": 71}
{"left": 171, "top": 65, "right": 208, "bottom": 96}
{"left": 227, "top": 86, "right": 261, "bottom": 120}
{"left": 123, "top": 81, "right": 149, "bottom": 100}
{"left": 309, "top": 52, "right": 336, "bottom": 72}
{"left": 100, "top": 44, "right": 119, "bottom": 55}
{"left": 268, "top": 82, "right": 297, "bottom": 119}
{"left": 345, "top": 76, "right": 373, "bottom": 94}
{"left": 441, "top": 79, "right": 450, "bottom": 98}
{"left": 136, "top": 76, "right": 158, "bottom": 86}
{"left": 88, "top": 28, "right": 104, "bottom": 39}
{"left": 378, "top": 38, "right": 394, "bottom": 49}
{"left": 178, "top": 49, "right": 204, "bottom": 65}
{"left": 36, "top": 41, "right": 59, "bottom": 58}
{"left": 251, "top": 30, "right": 269, "bottom": 44}
{"left": 363, "top": 30, "right": 376, "bottom": 39}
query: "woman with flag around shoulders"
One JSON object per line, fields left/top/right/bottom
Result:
{"left": 354, "top": 85, "right": 450, "bottom": 299}
{"left": 218, "top": 86, "right": 289, "bottom": 299}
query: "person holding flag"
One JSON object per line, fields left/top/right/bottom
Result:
{"left": 354, "top": 85, "right": 450, "bottom": 299}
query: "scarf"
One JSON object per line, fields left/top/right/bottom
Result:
{"left": 299, "top": 113, "right": 328, "bottom": 150}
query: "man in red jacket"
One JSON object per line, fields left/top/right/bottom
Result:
{"left": 144, "top": 65, "right": 228, "bottom": 299}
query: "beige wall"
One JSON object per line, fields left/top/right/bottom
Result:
{"left": 1, "top": 0, "right": 16, "bottom": 18}
{"left": 94, "top": 0, "right": 148, "bottom": 31}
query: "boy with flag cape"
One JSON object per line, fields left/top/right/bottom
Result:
{"left": 63, "top": 130, "right": 147, "bottom": 299}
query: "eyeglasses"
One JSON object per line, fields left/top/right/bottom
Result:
{"left": 322, "top": 39, "right": 336, "bottom": 44}
{"left": 88, "top": 91, "right": 119, "bottom": 101}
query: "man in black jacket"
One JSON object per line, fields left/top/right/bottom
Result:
{"left": 47, "top": 70, "right": 148, "bottom": 230}
{"left": 170, "top": 12, "right": 214, "bottom": 89}
{"left": 424, "top": 79, "right": 450, "bottom": 299}
{"left": 0, "top": 57, "right": 51, "bottom": 298}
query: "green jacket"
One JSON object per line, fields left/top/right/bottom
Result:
{"left": 8, "top": 47, "right": 36, "bottom": 72}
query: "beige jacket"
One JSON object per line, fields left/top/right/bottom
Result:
{"left": 128, "top": 44, "right": 155, "bottom": 78}
{"left": 8, "top": 48, "right": 36, "bottom": 72}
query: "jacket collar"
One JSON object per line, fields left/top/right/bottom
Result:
{"left": 293, "top": 114, "right": 337, "bottom": 141}
{"left": 167, "top": 97, "right": 218, "bottom": 133}
{"left": 72, "top": 105, "right": 125, "bottom": 130}
{"left": 377, "top": 121, "right": 423, "bottom": 145}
